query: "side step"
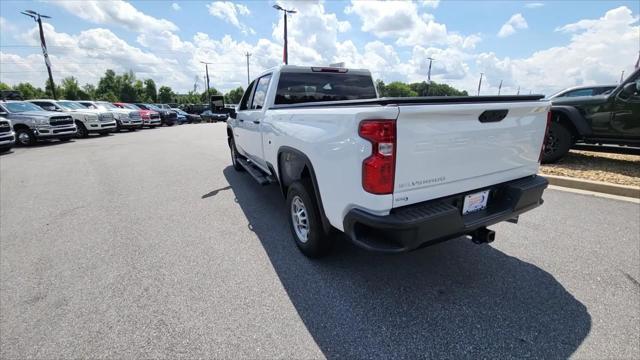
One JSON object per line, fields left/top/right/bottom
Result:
{"left": 238, "top": 158, "right": 275, "bottom": 185}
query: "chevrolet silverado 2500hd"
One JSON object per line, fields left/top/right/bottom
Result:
{"left": 227, "top": 65, "right": 550, "bottom": 257}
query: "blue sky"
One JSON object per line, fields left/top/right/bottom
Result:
{"left": 1, "top": 1, "right": 638, "bottom": 95}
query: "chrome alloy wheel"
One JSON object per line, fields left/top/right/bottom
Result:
{"left": 291, "top": 196, "right": 309, "bottom": 243}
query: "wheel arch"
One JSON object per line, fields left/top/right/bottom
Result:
{"left": 277, "top": 146, "right": 332, "bottom": 233}
{"left": 550, "top": 105, "right": 591, "bottom": 138}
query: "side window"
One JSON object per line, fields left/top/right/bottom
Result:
{"left": 250, "top": 75, "right": 272, "bottom": 110}
{"left": 32, "top": 101, "right": 55, "bottom": 111}
{"left": 239, "top": 80, "right": 256, "bottom": 111}
{"left": 565, "top": 89, "right": 593, "bottom": 97}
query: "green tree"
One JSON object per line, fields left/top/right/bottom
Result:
{"left": 134, "top": 80, "right": 147, "bottom": 102}
{"left": 144, "top": 79, "right": 157, "bottom": 102}
{"left": 12, "top": 83, "right": 45, "bottom": 99}
{"left": 61, "top": 76, "right": 81, "bottom": 100}
{"left": 96, "top": 69, "right": 118, "bottom": 101}
{"left": 0, "top": 82, "right": 11, "bottom": 91}
{"left": 82, "top": 84, "right": 96, "bottom": 100}
{"left": 44, "top": 78, "right": 63, "bottom": 99}
{"left": 375, "top": 79, "right": 386, "bottom": 97}
{"left": 384, "top": 82, "right": 418, "bottom": 97}
{"left": 158, "top": 86, "right": 174, "bottom": 103}
{"left": 409, "top": 81, "right": 468, "bottom": 96}
{"left": 224, "top": 87, "right": 244, "bottom": 104}
{"left": 118, "top": 71, "right": 137, "bottom": 102}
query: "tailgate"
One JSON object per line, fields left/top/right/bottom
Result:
{"left": 393, "top": 102, "right": 549, "bottom": 207}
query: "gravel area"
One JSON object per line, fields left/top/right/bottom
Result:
{"left": 541, "top": 150, "right": 640, "bottom": 187}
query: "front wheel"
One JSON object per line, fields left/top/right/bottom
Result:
{"left": 229, "top": 138, "right": 245, "bottom": 172}
{"left": 542, "top": 121, "right": 573, "bottom": 164}
{"left": 15, "top": 128, "right": 36, "bottom": 146}
{"left": 76, "top": 122, "right": 88, "bottom": 138}
{"left": 286, "top": 181, "right": 333, "bottom": 258}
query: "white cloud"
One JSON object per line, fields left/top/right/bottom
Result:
{"left": 524, "top": 2, "right": 544, "bottom": 9}
{"left": 498, "top": 13, "right": 528, "bottom": 37}
{"left": 421, "top": 0, "right": 440, "bottom": 8}
{"left": 172, "top": 3, "right": 181, "bottom": 11}
{"left": 206, "top": 1, "right": 254, "bottom": 35}
{"left": 49, "top": 0, "right": 178, "bottom": 33}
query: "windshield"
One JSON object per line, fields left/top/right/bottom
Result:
{"left": 145, "top": 104, "right": 161, "bottom": 111}
{"left": 58, "top": 101, "right": 87, "bottom": 110}
{"left": 96, "top": 102, "right": 117, "bottom": 110}
{"left": 122, "top": 104, "right": 140, "bottom": 110}
{"left": 2, "top": 101, "right": 46, "bottom": 113}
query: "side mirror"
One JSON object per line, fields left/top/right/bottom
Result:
{"left": 620, "top": 82, "right": 638, "bottom": 98}
{"left": 229, "top": 108, "right": 237, "bottom": 119}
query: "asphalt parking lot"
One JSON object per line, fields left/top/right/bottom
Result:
{"left": 1, "top": 124, "right": 638, "bottom": 359}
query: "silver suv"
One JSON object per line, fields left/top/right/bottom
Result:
{"left": 0, "top": 101, "right": 77, "bottom": 146}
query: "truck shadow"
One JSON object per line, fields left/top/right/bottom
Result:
{"left": 222, "top": 167, "right": 591, "bottom": 359}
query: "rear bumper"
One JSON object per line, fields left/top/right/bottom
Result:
{"left": 343, "top": 175, "right": 548, "bottom": 253}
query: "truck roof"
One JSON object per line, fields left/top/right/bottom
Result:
{"left": 256, "top": 64, "right": 372, "bottom": 79}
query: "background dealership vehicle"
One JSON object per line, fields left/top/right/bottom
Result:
{"left": 0, "top": 101, "right": 76, "bottom": 145}
{"left": 171, "top": 108, "right": 191, "bottom": 124}
{"left": 227, "top": 65, "right": 550, "bottom": 257}
{"left": 136, "top": 103, "right": 176, "bottom": 126}
{"left": 543, "top": 69, "right": 640, "bottom": 163}
{"left": 200, "top": 109, "right": 228, "bottom": 123}
{"left": 113, "top": 102, "right": 161, "bottom": 127}
{"left": 78, "top": 101, "right": 142, "bottom": 131}
{"left": 547, "top": 84, "right": 617, "bottom": 99}
{"left": 0, "top": 117, "right": 16, "bottom": 152}
{"left": 28, "top": 99, "right": 116, "bottom": 138}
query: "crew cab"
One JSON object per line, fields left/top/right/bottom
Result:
{"left": 0, "top": 101, "right": 76, "bottom": 146}
{"left": 113, "top": 103, "right": 161, "bottom": 127}
{"left": 136, "top": 103, "right": 176, "bottom": 126}
{"left": 543, "top": 68, "right": 640, "bottom": 163}
{"left": 0, "top": 116, "right": 16, "bottom": 152}
{"left": 28, "top": 99, "right": 116, "bottom": 138}
{"left": 227, "top": 65, "right": 550, "bottom": 257}
{"left": 78, "top": 101, "right": 142, "bottom": 131}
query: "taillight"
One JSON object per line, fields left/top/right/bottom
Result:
{"left": 539, "top": 111, "right": 552, "bottom": 163}
{"left": 359, "top": 120, "right": 396, "bottom": 194}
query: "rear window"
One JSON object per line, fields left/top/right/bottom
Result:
{"left": 275, "top": 72, "right": 377, "bottom": 105}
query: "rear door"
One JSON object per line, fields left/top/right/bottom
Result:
{"left": 237, "top": 74, "right": 271, "bottom": 169}
{"left": 393, "top": 101, "right": 549, "bottom": 207}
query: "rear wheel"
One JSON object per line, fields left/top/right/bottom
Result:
{"left": 15, "top": 128, "right": 35, "bottom": 146}
{"left": 286, "top": 180, "right": 333, "bottom": 258}
{"left": 542, "top": 121, "right": 573, "bottom": 164}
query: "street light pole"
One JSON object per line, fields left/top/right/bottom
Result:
{"left": 498, "top": 80, "right": 503, "bottom": 95}
{"left": 273, "top": 4, "right": 297, "bottom": 65}
{"left": 477, "top": 73, "right": 484, "bottom": 96}
{"left": 200, "top": 61, "right": 212, "bottom": 101}
{"left": 21, "top": 10, "right": 56, "bottom": 99}
{"left": 245, "top": 52, "right": 251, "bottom": 85}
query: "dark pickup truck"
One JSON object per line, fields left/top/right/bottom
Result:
{"left": 543, "top": 68, "right": 640, "bottom": 163}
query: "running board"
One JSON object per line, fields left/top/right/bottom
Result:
{"left": 238, "top": 158, "right": 275, "bottom": 185}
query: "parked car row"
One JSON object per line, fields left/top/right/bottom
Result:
{"left": 0, "top": 97, "right": 224, "bottom": 152}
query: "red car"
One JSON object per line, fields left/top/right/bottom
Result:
{"left": 113, "top": 102, "right": 161, "bottom": 128}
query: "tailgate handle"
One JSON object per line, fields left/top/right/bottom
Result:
{"left": 479, "top": 109, "right": 508, "bottom": 123}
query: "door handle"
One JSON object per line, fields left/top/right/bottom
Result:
{"left": 253, "top": 120, "right": 260, "bottom": 124}
{"left": 239, "top": 119, "right": 244, "bottom": 122}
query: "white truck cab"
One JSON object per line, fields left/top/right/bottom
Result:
{"left": 228, "top": 65, "right": 550, "bottom": 257}
{"left": 28, "top": 99, "right": 116, "bottom": 138}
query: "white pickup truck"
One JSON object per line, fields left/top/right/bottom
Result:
{"left": 227, "top": 65, "right": 550, "bottom": 257}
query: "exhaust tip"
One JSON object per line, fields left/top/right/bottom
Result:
{"left": 470, "top": 227, "right": 495, "bottom": 244}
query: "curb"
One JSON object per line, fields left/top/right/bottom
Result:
{"left": 542, "top": 174, "right": 640, "bottom": 199}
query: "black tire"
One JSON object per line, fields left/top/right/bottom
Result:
{"left": 286, "top": 180, "right": 333, "bottom": 258}
{"left": 115, "top": 120, "right": 121, "bottom": 132}
{"left": 542, "top": 120, "right": 573, "bottom": 164}
{"left": 229, "top": 138, "right": 245, "bottom": 172}
{"left": 129, "top": 128, "right": 136, "bottom": 132}
{"left": 15, "top": 128, "right": 35, "bottom": 146}
{"left": 76, "top": 122, "right": 88, "bottom": 138}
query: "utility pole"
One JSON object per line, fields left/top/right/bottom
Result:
{"left": 425, "top": 57, "right": 434, "bottom": 96}
{"left": 245, "top": 52, "right": 251, "bottom": 85}
{"left": 477, "top": 73, "right": 484, "bottom": 96}
{"left": 517, "top": 86, "right": 520, "bottom": 95}
{"left": 498, "top": 80, "right": 503, "bottom": 95}
{"left": 273, "top": 4, "right": 297, "bottom": 64}
{"left": 620, "top": 70, "right": 625, "bottom": 83}
{"left": 21, "top": 10, "right": 56, "bottom": 99}
{"left": 200, "top": 61, "right": 212, "bottom": 102}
